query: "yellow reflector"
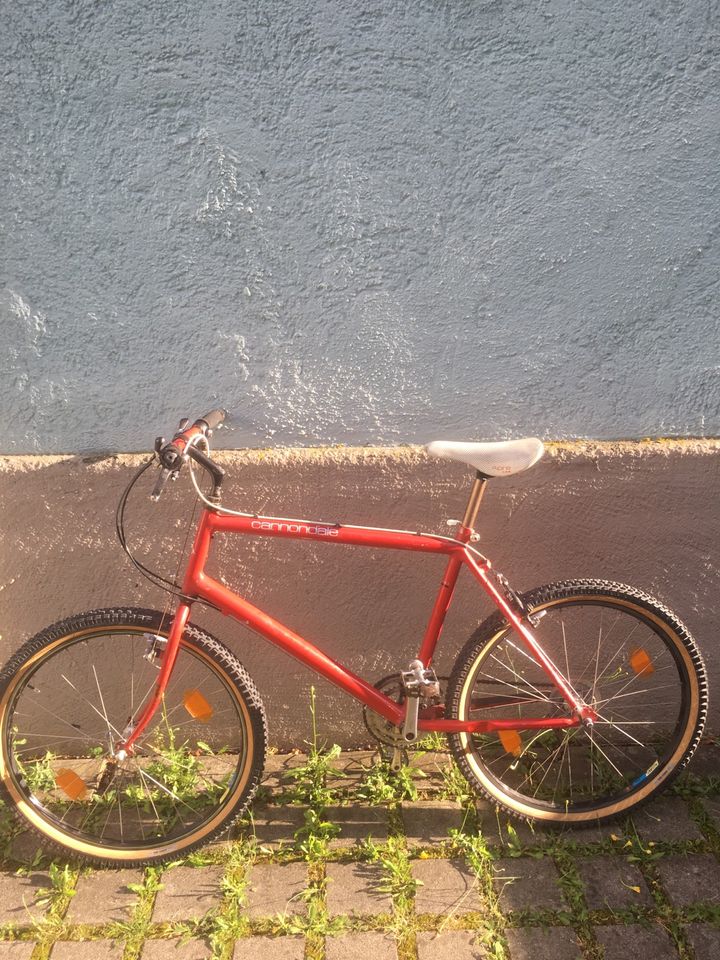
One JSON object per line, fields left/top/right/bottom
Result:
{"left": 498, "top": 729, "right": 523, "bottom": 757}
{"left": 54, "top": 768, "right": 88, "bottom": 801}
{"left": 629, "top": 648, "right": 654, "bottom": 676}
{"left": 183, "top": 689, "right": 213, "bottom": 721}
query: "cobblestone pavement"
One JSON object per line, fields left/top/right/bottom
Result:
{"left": 0, "top": 742, "right": 719, "bottom": 959}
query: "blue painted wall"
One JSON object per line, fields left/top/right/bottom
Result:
{"left": 2, "top": 0, "right": 718, "bottom": 454}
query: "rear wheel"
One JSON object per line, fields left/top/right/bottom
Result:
{"left": 0, "top": 608, "right": 267, "bottom": 865}
{"left": 446, "top": 580, "right": 707, "bottom": 824}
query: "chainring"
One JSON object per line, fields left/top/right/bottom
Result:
{"left": 362, "top": 673, "right": 407, "bottom": 749}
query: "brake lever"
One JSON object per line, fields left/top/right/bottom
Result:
{"left": 150, "top": 466, "right": 174, "bottom": 501}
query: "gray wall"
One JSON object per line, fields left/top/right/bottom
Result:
{"left": 2, "top": 1, "right": 719, "bottom": 455}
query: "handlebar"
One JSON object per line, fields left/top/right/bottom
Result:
{"left": 151, "top": 410, "right": 227, "bottom": 502}
{"left": 196, "top": 409, "right": 226, "bottom": 432}
{"left": 156, "top": 410, "right": 226, "bottom": 468}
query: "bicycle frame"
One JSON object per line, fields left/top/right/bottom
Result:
{"left": 122, "top": 481, "right": 595, "bottom": 754}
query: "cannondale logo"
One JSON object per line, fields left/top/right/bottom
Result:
{"left": 251, "top": 521, "right": 339, "bottom": 537}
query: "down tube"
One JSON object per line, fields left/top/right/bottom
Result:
{"left": 195, "top": 572, "right": 404, "bottom": 725}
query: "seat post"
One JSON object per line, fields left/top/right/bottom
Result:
{"left": 461, "top": 471, "right": 488, "bottom": 531}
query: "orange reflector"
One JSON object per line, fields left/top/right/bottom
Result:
{"left": 629, "top": 648, "right": 654, "bottom": 676}
{"left": 54, "top": 768, "right": 88, "bottom": 801}
{"left": 183, "top": 689, "right": 213, "bottom": 721}
{"left": 498, "top": 729, "right": 523, "bottom": 757}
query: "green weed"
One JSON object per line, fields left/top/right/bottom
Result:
{"left": 356, "top": 758, "right": 418, "bottom": 805}
{"left": 284, "top": 687, "right": 341, "bottom": 811}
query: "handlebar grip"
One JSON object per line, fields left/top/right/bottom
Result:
{"left": 196, "top": 409, "right": 226, "bottom": 432}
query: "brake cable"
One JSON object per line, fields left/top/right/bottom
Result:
{"left": 115, "top": 454, "right": 209, "bottom": 606}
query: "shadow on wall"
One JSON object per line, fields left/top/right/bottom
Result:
{"left": 0, "top": 440, "right": 718, "bottom": 744}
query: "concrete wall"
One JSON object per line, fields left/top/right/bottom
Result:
{"left": 1, "top": 441, "right": 718, "bottom": 746}
{"left": 3, "top": 0, "right": 719, "bottom": 454}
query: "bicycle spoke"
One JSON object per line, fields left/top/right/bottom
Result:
{"left": 592, "top": 621, "right": 642, "bottom": 688}
{"left": 5, "top": 624, "right": 254, "bottom": 854}
{"left": 92, "top": 665, "right": 117, "bottom": 750}
{"left": 458, "top": 589, "right": 696, "bottom": 817}
{"left": 593, "top": 682, "right": 678, "bottom": 709}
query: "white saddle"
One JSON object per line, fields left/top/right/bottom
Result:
{"left": 426, "top": 438, "right": 545, "bottom": 478}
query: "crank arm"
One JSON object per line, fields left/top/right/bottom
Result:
{"left": 403, "top": 696, "right": 420, "bottom": 743}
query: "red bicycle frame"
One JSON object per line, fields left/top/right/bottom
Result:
{"left": 122, "top": 477, "right": 596, "bottom": 753}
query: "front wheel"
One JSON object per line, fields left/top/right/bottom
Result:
{"left": 0, "top": 608, "right": 267, "bottom": 865}
{"left": 446, "top": 580, "right": 707, "bottom": 824}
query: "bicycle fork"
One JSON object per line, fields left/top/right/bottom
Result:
{"left": 115, "top": 603, "right": 191, "bottom": 758}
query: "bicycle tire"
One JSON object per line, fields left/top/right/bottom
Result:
{"left": 446, "top": 580, "right": 707, "bottom": 824}
{"left": 0, "top": 607, "right": 267, "bottom": 865}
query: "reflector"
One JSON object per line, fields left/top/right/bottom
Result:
{"left": 629, "top": 648, "right": 654, "bottom": 677}
{"left": 55, "top": 768, "right": 88, "bottom": 801}
{"left": 183, "top": 689, "right": 213, "bottom": 721}
{"left": 498, "top": 729, "right": 523, "bottom": 757}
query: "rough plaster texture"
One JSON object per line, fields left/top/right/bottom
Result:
{"left": 0, "top": 442, "right": 718, "bottom": 744}
{"left": 2, "top": 1, "right": 719, "bottom": 454}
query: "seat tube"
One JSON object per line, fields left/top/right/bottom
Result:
{"left": 419, "top": 474, "right": 488, "bottom": 665}
{"left": 418, "top": 552, "right": 464, "bottom": 666}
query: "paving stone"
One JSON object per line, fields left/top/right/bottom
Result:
{"left": 632, "top": 796, "right": 703, "bottom": 843}
{"left": 655, "top": 854, "right": 720, "bottom": 906}
{"left": 326, "top": 751, "right": 375, "bottom": 790}
{"left": 575, "top": 856, "right": 652, "bottom": 910}
{"left": 0, "top": 945, "right": 36, "bottom": 959}
{"left": 151, "top": 866, "right": 224, "bottom": 922}
{"left": 558, "top": 820, "right": 630, "bottom": 846}
{"left": 411, "top": 858, "right": 482, "bottom": 914}
{"left": 51, "top": 943, "right": 124, "bottom": 960}
{"left": 6, "top": 831, "right": 46, "bottom": 865}
{"left": 233, "top": 938, "right": 305, "bottom": 960}
{"left": 475, "top": 806, "right": 555, "bottom": 848}
{"left": 494, "top": 818, "right": 626, "bottom": 848}
{"left": 402, "top": 801, "right": 464, "bottom": 843}
{"left": 594, "top": 924, "right": 677, "bottom": 960}
{"left": 505, "top": 927, "right": 582, "bottom": 960}
{"left": 326, "top": 931, "right": 398, "bottom": 960}
{"left": 493, "top": 858, "right": 565, "bottom": 912}
{"left": 246, "top": 805, "right": 308, "bottom": 847}
{"left": 66, "top": 868, "right": 143, "bottom": 923}
{"left": 264, "top": 752, "right": 296, "bottom": 772}
{"left": 409, "top": 751, "right": 452, "bottom": 774}
{"left": 244, "top": 862, "right": 308, "bottom": 918}
{"left": 475, "top": 804, "right": 626, "bottom": 849}
{"left": 142, "top": 940, "right": 212, "bottom": 959}
{"left": 325, "top": 805, "right": 388, "bottom": 848}
{"left": 259, "top": 754, "right": 310, "bottom": 796}
{"left": 0, "top": 870, "right": 49, "bottom": 924}
{"left": 325, "top": 863, "right": 392, "bottom": 916}
{"left": 408, "top": 751, "right": 453, "bottom": 794}
{"left": 683, "top": 923, "right": 720, "bottom": 960}
{"left": 416, "top": 929, "right": 488, "bottom": 959}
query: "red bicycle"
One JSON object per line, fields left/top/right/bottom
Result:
{"left": 0, "top": 410, "right": 707, "bottom": 864}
